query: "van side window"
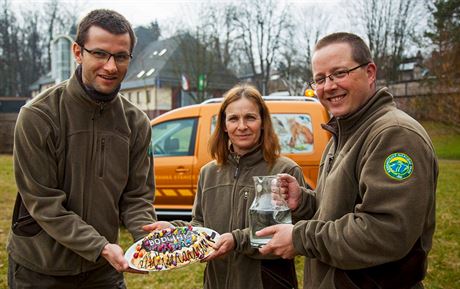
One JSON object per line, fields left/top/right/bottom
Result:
{"left": 151, "top": 118, "right": 197, "bottom": 156}
{"left": 272, "top": 114, "right": 314, "bottom": 153}
{"left": 211, "top": 114, "right": 314, "bottom": 154}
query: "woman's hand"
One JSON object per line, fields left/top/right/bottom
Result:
{"left": 202, "top": 232, "right": 235, "bottom": 261}
{"left": 142, "top": 221, "right": 174, "bottom": 232}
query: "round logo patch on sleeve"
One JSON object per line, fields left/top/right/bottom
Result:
{"left": 384, "top": 153, "right": 414, "bottom": 180}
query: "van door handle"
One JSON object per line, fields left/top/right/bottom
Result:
{"left": 175, "top": 167, "right": 190, "bottom": 173}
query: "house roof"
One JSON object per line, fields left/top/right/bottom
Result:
{"left": 122, "top": 36, "right": 180, "bottom": 89}
{"left": 121, "top": 34, "right": 238, "bottom": 91}
{"left": 29, "top": 72, "right": 55, "bottom": 91}
{"left": 399, "top": 62, "right": 416, "bottom": 71}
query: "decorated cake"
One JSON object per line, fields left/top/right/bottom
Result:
{"left": 128, "top": 226, "right": 217, "bottom": 271}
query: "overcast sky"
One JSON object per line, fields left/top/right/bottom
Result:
{"left": 11, "top": 0, "right": 345, "bottom": 28}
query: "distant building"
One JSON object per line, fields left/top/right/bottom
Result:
{"left": 398, "top": 51, "right": 427, "bottom": 82}
{"left": 29, "top": 72, "right": 56, "bottom": 98}
{"left": 30, "top": 34, "right": 237, "bottom": 119}
{"left": 30, "top": 35, "right": 77, "bottom": 97}
{"left": 122, "top": 34, "right": 238, "bottom": 118}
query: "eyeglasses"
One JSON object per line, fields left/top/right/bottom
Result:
{"left": 81, "top": 46, "right": 132, "bottom": 65}
{"left": 309, "top": 62, "right": 370, "bottom": 90}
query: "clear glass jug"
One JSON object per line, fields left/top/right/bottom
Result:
{"left": 249, "top": 175, "right": 292, "bottom": 248}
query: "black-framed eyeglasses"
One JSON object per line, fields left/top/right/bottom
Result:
{"left": 81, "top": 46, "right": 132, "bottom": 65}
{"left": 309, "top": 62, "right": 370, "bottom": 90}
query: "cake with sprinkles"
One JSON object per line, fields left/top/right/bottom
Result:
{"left": 129, "top": 226, "right": 217, "bottom": 271}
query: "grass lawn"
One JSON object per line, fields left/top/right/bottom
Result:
{"left": 421, "top": 121, "right": 460, "bottom": 160}
{"left": 0, "top": 121, "right": 458, "bottom": 288}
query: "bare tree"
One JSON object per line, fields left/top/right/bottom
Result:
{"left": 231, "top": 0, "right": 294, "bottom": 94}
{"left": 277, "top": 6, "right": 331, "bottom": 95}
{"left": 17, "top": 8, "right": 44, "bottom": 96}
{"left": 42, "top": 0, "right": 60, "bottom": 71}
{"left": 347, "top": 0, "right": 427, "bottom": 83}
{"left": 197, "top": 5, "right": 238, "bottom": 71}
{"left": 169, "top": 32, "right": 237, "bottom": 104}
{"left": 161, "top": 3, "right": 240, "bottom": 104}
{"left": 0, "top": 0, "right": 18, "bottom": 96}
{"left": 0, "top": 0, "right": 82, "bottom": 97}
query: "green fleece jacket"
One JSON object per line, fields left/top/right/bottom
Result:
{"left": 174, "top": 148, "right": 306, "bottom": 289}
{"left": 7, "top": 72, "right": 156, "bottom": 275}
{"left": 292, "top": 88, "right": 438, "bottom": 289}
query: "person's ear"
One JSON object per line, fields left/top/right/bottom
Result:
{"left": 72, "top": 42, "right": 83, "bottom": 64}
{"left": 366, "top": 62, "right": 377, "bottom": 84}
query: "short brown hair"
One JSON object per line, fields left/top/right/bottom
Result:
{"left": 315, "top": 32, "right": 373, "bottom": 64}
{"left": 209, "top": 84, "right": 280, "bottom": 166}
{"left": 75, "top": 9, "right": 136, "bottom": 53}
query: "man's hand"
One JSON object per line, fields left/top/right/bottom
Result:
{"left": 277, "top": 173, "right": 302, "bottom": 210}
{"left": 203, "top": 233, "right": 235, "bottom": 262}
{"left": 101, "top": 243, "right": 148, "bottom": 274}
{"left": 142, "top": 221, "right": 174, "bottom": 232}
{"left": 257, "top": 224, "right": 297, "bottom": 259}
{"left": 101, "top": 243, "right": 146, "bottom": 274}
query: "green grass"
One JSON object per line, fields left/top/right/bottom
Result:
{"left": 421, "top": 121, "right": 460, "bottom": 160}
{"left": 0, "top": 154, "right": 16, "bottom": 288}
{"left": 0, "top": 121, "right": 458, "bottom": 288}
{"left": 424, "top": 159, "right": 460, "bottom": 289}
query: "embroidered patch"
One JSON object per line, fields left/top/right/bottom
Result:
{"left": 384, "top": 153, "right": 413, "bottom": 180}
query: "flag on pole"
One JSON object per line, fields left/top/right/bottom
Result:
{"left": 198, "top": 73, "right": 207, "bottom": 92}
{"left": 181, "top": 74, "right": 189, "bottom": 91}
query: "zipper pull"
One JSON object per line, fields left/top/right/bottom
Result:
{"left": 233, "top": 154, "right": 240, "bottom": 179}
{"left": 234, "top": 167, "right": 239, "bottom": 179}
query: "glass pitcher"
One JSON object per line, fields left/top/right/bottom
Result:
{"left": 249, "top": 175, "right": 292, "bottom": 248}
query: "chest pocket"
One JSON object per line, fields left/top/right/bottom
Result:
{"left": 97, "top": 137, "right": 107, "bottom": 178}
{"left": 98, "top": 134, "right": 130, "bottom": 182}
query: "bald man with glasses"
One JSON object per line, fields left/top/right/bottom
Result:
{"left": 257, "top": 32, "right": 438, "bottom": 289}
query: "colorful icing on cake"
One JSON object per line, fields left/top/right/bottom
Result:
{"left": 130, "top": 226, "right": 216, "bottom": 271}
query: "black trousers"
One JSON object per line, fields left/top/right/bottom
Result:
{"left": 261, "top": 258, "right": 298, "bottom": 289}
{"left": 8, "top": 255, "right": 126, "bottom": 289}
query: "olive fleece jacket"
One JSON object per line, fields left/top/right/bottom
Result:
{"left": 174, "top": 148, "right": 306, "bottom": 289}
{"left": 7, "top": 72, "right": 156, "bottom": 275}
{"left": 292, "top": 88, "right": 438, "bottom": 289}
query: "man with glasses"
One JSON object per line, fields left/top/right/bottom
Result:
{"left": 257, "top": 32, "right": 438, "bottom": 289}
{"left": 8, "top": 9, "right": 156, "bottom": 288}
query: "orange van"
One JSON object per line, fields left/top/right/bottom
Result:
{"left": 150, "top": 96, "right": 330, "bottom": 217}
